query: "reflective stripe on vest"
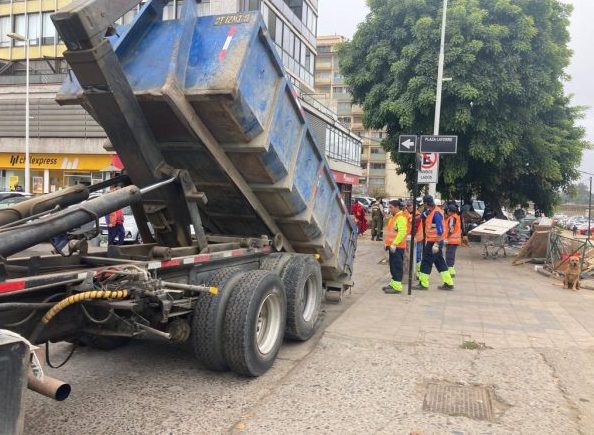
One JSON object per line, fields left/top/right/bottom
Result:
{"left": 447, "top": 214, "right": 462, "bottom": 245}
{"left": 384, "top": 212, "right": 407, "bottom": 249}
{"left": 424, "top": 207, "right": 444, "bottom": 242}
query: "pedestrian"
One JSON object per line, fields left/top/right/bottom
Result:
{"left": 352, "top": 201, "right": 368, "bottom": 236}
{"left": 572, "top": 224, "right": 578, "bottom": 237}
{"left": 382, "top": 200, "right": 408, "bottom": 294}
{"left": 444, "top": 203, "right": 462, "bottom": 277}
{"left": 414, "top": 195, "right": 455, "bottom": 291}
{"left": 108, "top": 207, "right": 125, "bottom": 245}
{"left": 406, "top": 201, "right": 424, "bottom": 280}
{"left": 370, "top": 200, "right": 385, "bottom": 241}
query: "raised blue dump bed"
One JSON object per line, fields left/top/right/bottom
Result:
{"left": 58, "top": 5, "right": 357, "bottom": 281}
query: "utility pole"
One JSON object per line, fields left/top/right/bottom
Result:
{"left": 429, "top": 0, "right": 448, "bottom": 197}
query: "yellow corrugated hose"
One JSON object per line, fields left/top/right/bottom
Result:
{"left": 41, "top": 290, "right": 129, "bottom": 325}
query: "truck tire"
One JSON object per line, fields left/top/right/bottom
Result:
{"left": 260, "top": 253, "right": 292, "bottom": 273}
{"left": 279, "top": 256, "right": 323, "bottom": 341}
{"left": 191, "top": 267, "right": 243, "bottom": 371}
{"left": 223, "top": 270, "right": 286, "bottom": 377}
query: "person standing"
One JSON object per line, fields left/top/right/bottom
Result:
{"left": 406, "top": 201, "right": 424, "bottom": 280}
{"left": 382, "top": 200, "right": 408, "bottom": 294}
{"left": 370, "top": 200, "right": 385, "bottom": 241}
{"left": 414, "top": 195, "right": 455, "bottom": 291}
{"left": 108, "top": 208, "right": 125, "bottom": 245}
{"left": 444, "top": 204, "right": 462, "bottom": 277}
{"left": 352, "top": 201, "right": 368, "bottom": 236}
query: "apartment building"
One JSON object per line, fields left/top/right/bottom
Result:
{"left": 0, "top": 0, "right": 361, "bottom": 201}
{"left": 315, "top": 34, "right": 407, "bottom": 199}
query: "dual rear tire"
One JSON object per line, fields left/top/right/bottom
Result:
{"left": 191, "top": 254, "right": 324, "bottom": 377}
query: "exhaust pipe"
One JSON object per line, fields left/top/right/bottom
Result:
{"left": 27, "top": 372, "right": 71, "bottom": 401}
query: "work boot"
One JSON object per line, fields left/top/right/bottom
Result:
{"left": 383, "top": 280, "right": 402, "bottom": 294}
{"left": 448, "top": 267, "right": 456, "bottom": 277}
{"left": 438, "top": 283, "right": 455, "bottom": 291}
{"left": 413, "top": 273, "right": 429, "bottom": 290}
{"left": 439, "top": 270, "right": 455, "bottom": 290}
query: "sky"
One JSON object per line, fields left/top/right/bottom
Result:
{"left": 317, "top": 0, "right": 594, "bottom": 179}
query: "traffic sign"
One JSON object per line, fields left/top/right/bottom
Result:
{"left": 420, "top": 135, "right": 458, "bottom": 154}
{"left": 418, "top": 153, "right": 439, "bottom": 183}
{"left": 398, "top": 135, "right": 417, "bottom": 153}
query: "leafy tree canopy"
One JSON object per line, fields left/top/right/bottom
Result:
{"left": 339, "top": 0, "right": 590, "bottom": 215}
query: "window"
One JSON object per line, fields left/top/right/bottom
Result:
{"left": 14, "top": 15, "right": 26, "bottom": 46}
{"left": 0, "top": 16, "right": 10, "bottom": 47}
{"left": 318, "top": 45, "right": 331, "bottom": 53}
{"left": 27, "top": 13, "right": 40, "bottom": 45}
{"left": 282, "top": 23, "right": 291, "bottom": 53}
{"left": 260, "top": 2, "right": 269, "bottom": 26}
{"left": 240, "top": 0, "right": 260, "bottom": 11}
{"left": 274, "top": 15, "right": 283, "bottom": 46}
{"left": 337, "top": 102, "right": 351, "bottom": 113}
{"left": 370, "top": 148, "right": 383, "bottom": 154}
{"left": 370, "top": 163, "right": 386, "bottom": 169}
{"left": 42, "top": 12, "right": 55, "bottom": 45}
{"left": 163, "top": 2, "right": 175, "bottom": 20}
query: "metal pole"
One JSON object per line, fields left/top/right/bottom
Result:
{"left": 429, "top": 0, "right": 448, "bottom": 197}
{"left": 586, "top": 176, "right": 592, "bottom": 245}
{"left": 407, "top": 151, "right": 420, "bottom": 296}
{"left": 25, "top": 33, "right": 30, "bottom": 193}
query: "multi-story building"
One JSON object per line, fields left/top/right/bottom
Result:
{"left": 315, "top": 34, "right": 407, "bottom": 199}
{"left": 0, "top": 0, "right": 361, "bottom": 204}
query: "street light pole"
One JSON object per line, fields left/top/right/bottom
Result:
{"left": 7, "top": 32, "right": 30, "bottom": 193}
{"left": 429, "top": 0, "right": 448, "bottom": 197}
{"left": 24, "top": 35, "right": 30, "bottom": 193}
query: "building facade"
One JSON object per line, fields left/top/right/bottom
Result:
{"left": 315, "top": 34, "right": 408, "bottom": 199}
{"left": 0, "top": 0, "right": 360, "bottom": 201}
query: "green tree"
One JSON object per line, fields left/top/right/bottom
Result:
{"left": 339, "top": 0, "right": 589, "bottom": 215}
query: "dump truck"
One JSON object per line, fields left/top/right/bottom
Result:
{"left": 0, "top": 0, "right": 357, "bottom": 423}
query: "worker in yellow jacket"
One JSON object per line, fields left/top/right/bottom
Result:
{"left": 383, "top": 199, "right": 409, "bottom": 294}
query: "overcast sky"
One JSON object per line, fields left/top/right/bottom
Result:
{"left": 318, "top": 0, "right": 594, "bottom": 179}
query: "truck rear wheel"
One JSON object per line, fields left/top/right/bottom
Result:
{"left": 279, "top": 256, "right": 323, "bottom": 341}
{"left": 191, "top": 267, "right": 243, "bottom": 371}
{"left": 223, "top": 270, "right": 286, "bottom": 377}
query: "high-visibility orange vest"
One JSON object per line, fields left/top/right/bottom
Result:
{"left": 384, "top": 212, "right": 407, "bottom": 249}
{"left": 414, "top": 212, "right": 423, "bottom": 242}
{"left": 424, "top": 207, "right": 444, "bottom": 242}
{"left": 404, "top": 209, "right": 412, "bottom": 235}
{"left": 446, "top": 214, "right": 462, "bottom": 245}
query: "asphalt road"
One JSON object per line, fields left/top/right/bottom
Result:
{"left": 21, "top": 237, "right": 594, "bottom": 434}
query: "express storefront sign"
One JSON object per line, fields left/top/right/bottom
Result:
{"left": 0, "top": 153, "right": 113, "bottom": 170}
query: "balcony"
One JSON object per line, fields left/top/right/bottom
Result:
{"left": 369, "top": 169, "right": 386, "bottom": 177}
{"left": 315, "top": 76, "right": 331, "bottom": 85}
{"left": 315, "top": 62, "right": 332, "bottom": 70}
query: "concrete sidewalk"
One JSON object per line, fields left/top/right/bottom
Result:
{"left": 237, "top": 237, "right": 594, "bottom": 434}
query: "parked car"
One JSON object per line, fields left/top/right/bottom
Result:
{"left": 0, "top": 193, "right": 33, "bottom": 209}
{"left": 352, "top": 196, "right": 374, "bottom": 212}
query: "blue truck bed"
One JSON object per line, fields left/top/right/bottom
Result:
{"left": 57, "top": 4, "right": 356, "bottom": 282}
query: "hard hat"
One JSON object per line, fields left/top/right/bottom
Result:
{"left": 422, "top": 195, "right": 435, "bottom": 206}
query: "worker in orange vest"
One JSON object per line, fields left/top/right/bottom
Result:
{"left": 414, "top": 195, "right": 454, "bottom": 290}
{"left": 406, "top": 200, "right": 424, "bottom": 279}
{"left": 108, "top": 208, "right": 125, "bottom": 245}
{"left": 383, "top": 200, "right": 408, "bottom": 294}
{"left": 444, "top": 203, "right": 462, "bottom": 277}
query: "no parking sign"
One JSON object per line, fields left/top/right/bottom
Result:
{"left": 418, "top": 152, "right": 439, "bottom": 183}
